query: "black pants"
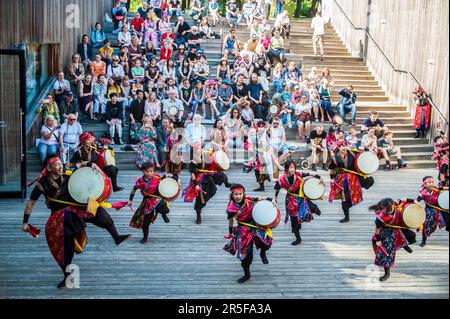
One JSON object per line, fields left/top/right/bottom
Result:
{"left": 61, "top": 235, "right": 76, "bottom": 275}
{"left": 194, "top": 177, "right": 217, "bottom": 212}
{"left": 103, "top": 165, "right": 119, "bottom": 188}
{"left": 84, "top": 207, "right": 120, "bottom": 243}
{"left": 142, "top": 201, "right": 170, "bottom": 239}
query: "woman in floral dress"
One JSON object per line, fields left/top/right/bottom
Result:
{"left": 135, "top": 115, "right": 161, "bottom": 169}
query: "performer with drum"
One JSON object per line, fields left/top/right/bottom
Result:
{"left": 328, "top": 140, "right": 375, "bottom": 223}
{"left": 274, "top": 160, "right": 325, "bottom": 245}
{"left": 23, "top": 154, "right": 131, "bottom": 288}
{"left": 417, "top": 176, "right": 449, "bottom": 246}
{"left": 369, "top": 198, "right": 418, "bottom": 281}
{"left": 67, "top": 132, "right": 124, "bottom": 192}
{"left": 128, "top": 162, "right": 177, "bottom": 243}
{"left": 223, "top": 184, "right": 274, "bottom": 283}
{"left": 183, "top": 147, "right": 230, "bottom": 224}
{"left": 436, "top": 144, "right": 449, "bottom": 188}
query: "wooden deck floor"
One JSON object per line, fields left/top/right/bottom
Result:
{"left": 0, "top": 168, "right": 448, "bottom": 299}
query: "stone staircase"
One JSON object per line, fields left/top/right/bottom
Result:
{"left": 27, "top": 14, "right": 435, "bottom": 173}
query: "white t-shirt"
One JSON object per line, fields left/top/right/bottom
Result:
{"left": 269, "top": 126, "right": 285, "bottom": 146}
{"left": 40, "top": 126, "right": 60, "bottom": 145}
{"left": 311, "top": 16, "right": 327, "bottom": 36}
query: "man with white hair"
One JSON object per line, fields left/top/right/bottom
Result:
{"left": 163, "top": 89, "right": 184, "bottom": 127}
{"left": 185, "top": 114, "right": 207, "bottom": 160}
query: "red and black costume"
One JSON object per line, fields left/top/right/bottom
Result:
{"left": 27, "top": 162, "right": 130, "bottom": 287}
{"left": 129, "top": 174, "right": 170, "bottom": 243}
{"left": 275, "top": 171, "right": 322, "bottom": 245}
{"left": 417, "top": 182, "right": 448, "bottom": 245}
{"left": 328, "top": 149, "right": 374, "bottom": 222}
{"left": 164, "top": 132, "right": 183, "bottom": 181}
{"left": 372, "top": 199, "right": 416, "bottom": 281}
{"left": 223, "top": 191, "right": 272, "bottom": 283}
{"left": 413, "top": 87, "right": 431, "bottom": 138}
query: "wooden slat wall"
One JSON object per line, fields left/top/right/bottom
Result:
{"left": 0, "top": 55, "right": 22, "bottom": 185}
{"left": 323, "top": 0, "right": 449, "bottom": 137}
{"left": 0, "top": 0, "right": 111, "bottom": 71}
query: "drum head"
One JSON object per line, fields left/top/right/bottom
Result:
{"left": 68, "top": 167, "right": 105, "bottom": 204}
{"left": 105, "top": 150, "right": 116, "bottom": 167}
{"left": 252, "top": 200, "right": 278, "bottom": 226}
{"left": 438, "top": 190, "right": 449, "bottom": 210}
{"left": 158, "top": 178, "right": 179, "bottom": 198}
{"left": 214, "top": 151, "right": 230, "bottom": 171}
{"left": 269, "top": 105, "right": 278, "bottom": 114}
{"left": 402, "top": 204, "right": 426, "bottom": 228}
{"left": 356, "top": 151, "right": 379, "bottom": 174}
{"left": 302, "top": 178, "right": 325, "bottom": 200}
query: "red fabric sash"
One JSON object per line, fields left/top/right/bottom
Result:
{"left": 329, "top": 171, "right": 363, "bottom": 205}
{"left": 413, "top": 104, "right": 431, "bottom": 129}
{"left": 182, "top": 173, "right": 203, "bottom": 202}
{"left": 279, "top": 172, "right": 302, "bottom": 193}
{"left": 420, "top": 188, "right": 440, "bottom": 205}
{"left": 226, "top": 197, "right": 254, "bottom": 222}
{"left": 136, "top": 175, "right": 162, "bottom": 212}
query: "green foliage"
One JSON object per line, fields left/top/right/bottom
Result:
{"left": 214, "top": 0, "right": 316, "bottom": 18}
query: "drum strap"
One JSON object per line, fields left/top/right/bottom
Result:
{"left": 141, "top": 190, "right": 170, "bottom": 208}
{"left": 238, "top": 221, "right": 272, "bottom": 239}
{"left": 426, "top": 203, "right": 448, "bottom": 213}
{"left": 339, "top": 167, "right": 369, "bottom": 179}
{"left": 381, "top": 223, "right": 411, "bottom": 230}
{"left": 196, "top": 169, "right": 217, "bottom": 174}
{"left": 46, "top": 196, "right": 113, "bottom": 209}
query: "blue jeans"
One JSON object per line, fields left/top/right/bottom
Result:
{"left": 37, "top": 143, "right": 58, "bottom": 163}
{"left": 226, "top": 12, "right": 242, "bottom": 25}
{"left": 321, "top": 99, "right": 333, "bottom": 117}
{"left": 338, "top": 103, "right": 356, "bottom": 121}
{"left": 274, "top": 3, "right": 283, "bottom": 17}
{"left": 273, "top": 80, "right": 283, "bottom": 93}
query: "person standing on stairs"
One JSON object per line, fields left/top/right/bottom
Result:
{"left": 370, "top": 198, "right": 416, "bottom": 282}
{"left": 413, "top": 86, "right": 431, "bottom": 139}
{"left": 274, "top": 161, "right": 324, "bottom": 245}
{"left": 311, "top": 11, "right": 329, "bottom": 61}
{"left": 223, "top": 184, "right": 273, "bottom": 283}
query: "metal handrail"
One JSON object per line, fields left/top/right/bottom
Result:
{"left": 333, "top": 0, "right": 448, "bottom": 127}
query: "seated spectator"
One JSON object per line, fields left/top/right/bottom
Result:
{"left": 163, "top": 89, "right": 184, "bottom": 125}
{"left": 77, "top": 34, "right": 93, "bottom": 66}
{"left": 118, "top": 25, "right": 132, "bottom": 48}
{"left": 59, "top": 92, "right": 79, "bottom": 122}
{"left": 273, "top": 10, "right": 291, "bottom": 38}
{"left": 361, "top": 111, "right": 388, "bottom": 138}
{"left": 337, "top": 84, "right": 357, "bottom": 125}
{"left": 145, "top": 92, "right": 162, "bottom": 126}
{"left": 53, "top": 72, "right": 71, "bottom": 106}
{"left": 241, "top": 99, "right": 255, "bottom": 127}
{"left": 186, "top": 25, "right": 203, "bottom": 50}
{"left": 310, "top": 91, "right": 323, "bottom": 122}
{"left": 308, "top": 125, "right": 328, "bottom": 171}
{"left": 226, "top": 0, "right": 242, "bottom": 27}
{"left": 91, "top": 54, "right": 107, "bottom": 81}
{"left": 185, "top": 114, "right": 207, "bottom": 158}
{"left": 217, "top": 79, "right": 234, "bottom": 114}
{"left": 224, "top": 108, "right": 244, "bottom": 150}
{"left": 242, "top": 0, "right": 257, "bottom": 29}
{"left": 138, "top": 1, "right": 151, "bottom": 20}
{"left": 326, "top": 126, "right": 341, "bottom": 156}
{"left": 37, "top": 115, "right": 60, "bottom": 165}
{"left": 106, "top": 55, "right": 126, "bottom": 82}
{"left": 93, "top": 74, "right": 108, "bottom": 118}
{"left": 161, "top": 58, "right": 177, "bottom": 81}
{"left": 360, "top": 127, "right": 379, "bottom": 154}
{"left": 119, "top": 46, "right": 130, "bottom": 75}
{"left": 268, "top": 30, "right": 286, "bottom": 65}
{"left": 161, "top": 28, "right": 176, "bottom": 49}
{"left": 209, "top": 0, "right": 220, "bottom": 27}
{"left": 145, "top": 58, "right": 160, "bottom": 84}
{"left": 189, "top": 0, "right": 205, "bottom": 24}
{"left": 345, "top": 128, "right": 359, "bottom": 149}
{"left": 79, "top": 75, "right": 94, "bottom": 120}
{"left": 193, "top": 55, "right": 210, "bottom": 82}
{"left": 168, "top": 0, "right": 183, "bottom": 18}
{"left": 189, "top": 80, "right": 207, "bottom": 118}
{"left": 91, "top": 22, "right": 106, "bottom": 49}
{"left": 294, "top": 94, "right": 312, "bottom": 142}
{"left": 248, "top": 73, "right": 269, "bottom": 120}
{"left": 67, "top": 54, "right": 85, "bottom": 95}
{"left": 223, "top": 29, "right": 237, "bottom": 59}
{"left": 179, "top": 77, "right": 193, "bottom": 109}
{"left": 59, "top": 113, "right": 83, "bottom": 164}
{"left": 231, "top": 74, "right": 250, "bottom": 108}
{"left": 318, "top": 78, "right": 333, "bottom": 122}
{"left": 143, "top": 12, "right": 158, "bottom": 47}
{"left": 159, "top": 40, "right": 174, "bottom": 66}
{"left": 120, "top": 76, "right": 133, "bottom": 117}
{"left": 173, "top": 44, "right": 186, "bottom": 67}
{"left": 320, "top": 68, "right": 334, "bottom": 90}
{"left": 174, "top": 16, "right": 191, "bottom": 44}
{"left": 130, "top": 12, "right": 145, "bottom": 43}
{"left": 268, "top": 117, "right": 290, "bottom": 165}
{"left": 283, "top": 62, "right": 302, "bottom": 90}
{"left": 131, "top": 59, "right": 146, "bottom": 83}
{"left": 205, "top": 80, "right": 220, "bottom": 120}
{"left": 106, "top": 93, "right": 124, "bottom": 145}
{"left": 106, "top": 78, "right": 124, "bottom": 103}
{"left": 99, "top": 40, "right": 114, "bottom": 66}
{"left": 112, "top": 0, "right": 127, "bottom": 33}
{"left": 129, "top": 90, "right": 146, "bottom": 142}
{"left": 37, "top": 94, "right": 60, "bottom": 125}
{"left": 378, "top": 130, "right": 408, "bottom": 170}
{"left": 272, "top": 62, "right": 284, "bottom": 93}
{"left": 129, "top": 36, "right": 143, "bottom": 67}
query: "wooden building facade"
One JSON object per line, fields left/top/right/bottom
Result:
{"left": 323, "top": 0, "right": 449, "bottom": 138}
